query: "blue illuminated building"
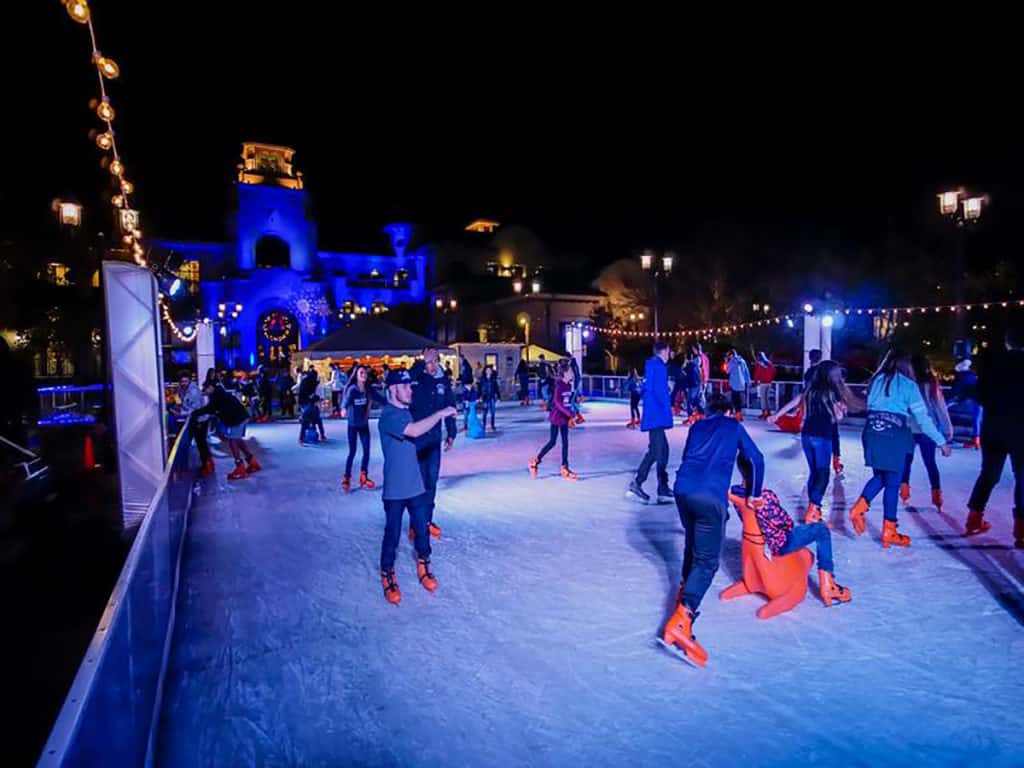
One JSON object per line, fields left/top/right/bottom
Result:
{"left": 154, "top": 143, "right": 431, "bottom": 368}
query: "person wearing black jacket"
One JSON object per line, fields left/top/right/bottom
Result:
{"left": 409, "top": 347, "right": 457, "bottom": 538}
{"left": 297, "top": 368, "right": 318, "bottom": 408}
{"left": 193, "top": 382, "right": 261, "bottom": 480}
{"left": 479, "top": 364, "right": 499, "bottom": 431}
{"left": 965, "top": 322, "right": 1024, "bottom": 546}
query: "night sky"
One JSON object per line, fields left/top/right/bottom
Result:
{"left": 8, "top": 4, "right": 1022, "bottom": 274}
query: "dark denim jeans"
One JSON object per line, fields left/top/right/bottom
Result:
{"left": 636, "top": 427, "right": 669, "bottom": 489}
{"left": 676, "top": 491, "right": 728, "bottom": 612}
{"left": 779, "top": 521, "right": 834, "bottom": 573}
{"left": 801, "top": 434, "right": 832, "bottom": 505}
{"left": 345, "top": 425, "right": 371, "bottom": 476}
{"left": 538, "top": 424, "right": 569, "bottom": 466}
{"left": 417, "top": 443, "right": 442, "bottom": 525}
{"left": 902, "top": 433, "right": 941, "bottom": 490}
{"left": 381, "top": 493, "right": 431, "bottom": 570}
{"left": 967, "top": 433, "right": 1023, "bottom": 518}
{"left": 861, "top": 469, "right": 902, "bottom": 521}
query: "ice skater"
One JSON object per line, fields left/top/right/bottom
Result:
{"left": 479, "top": 364, "right": 499, "bottom": 431}
{"left": 515, "top": 358, "right": 531, "bottom": 405}
{"left": 659, "top": 393, "right": 764, "bottom": 668}
{"left": 193, "top": 377, "right": 261, "bottom": 480}
{"left": 725, "top": 349, "right": 751, "bottom": 420}
{"left": 410, "top": 347, "right": 457, "bottom": 539}
{"left": 849, "top": 350, "right": 952, "bottom": 548}
{"left": 378, "top": 368, "right": 456, "bottom": 605}
{"left": 899, "top": 354, "right": 953, "bottom": 509}
{"left": 963, "top": 322, "right": 1024, "bottom": 545}
{"left": 528, "top": 360, "right": 578, "bottom": 480}
{"left": 340, "top": 365, "right": 385, "bottom": 491}
{"left": 753, "top": 351, "right": 776, "bottom": 419}
{"left": 626, "top": 368, "right": 642, "bottom": 428}
{"left": 298, "top": 393, "right": 327, "bottom": 444}
{"left": 771, "top": 361, "right": 861, "bottom": 523}
{"left": 627, "top": 340, "right": 673, "bottom": 504}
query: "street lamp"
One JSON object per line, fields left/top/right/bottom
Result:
{"left": 938, "top": 187, "right": 986, "bottom": 340}
{"left": 640, "top": 249, "right": 674, "bottom": 338}
{"left": 54, "top": 200, "right": 83, "bottom": 228}
{"left": 435, "top": 294, "right": 458, "bottom": 343}
{"left": 517, "top": 312, "right": 531, "bottom": 360}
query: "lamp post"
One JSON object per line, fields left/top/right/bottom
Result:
{"left": 435, "top": 296, "right": 458, "bottom": 344}
{"left": 938, "top": 188, "right": 986, "bottom": 341}
{"left": 640, "top": 250, "right": 673, "bottom": 338}
{"left": 517, "top": 312, "right": 531, "bottom": 361}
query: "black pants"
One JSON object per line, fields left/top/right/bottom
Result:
{"left": 730, "top": 389, "right": 744, "bottom": 414}
{"left": 193, "top": 418, "right": 211, "bottom": 464}
{"left": 676, "top": 491, "right": 728, "bottom": 612}
{"left": 417, "top": 443, "right": 442, "bottom": 525}
{"left": 299, "top": 415, "right": 325, "bottom": 440}
{"left": 538, "top": 423, "right": 569, "bottom": 466}
{"left": 331, "top": 390, "right": 342, "bottom": 412}
{"left": 345, "top": 425, "right": 370, "bottom": 476}
{"left": 381, "top": 493, "right": 431, "bottom": 570}
{"left": 636, "top": 427, "right": 669, "bottom": 488}
{"left": 967, "top": 433, "right": 1024, "bottom": 518}
{"left": 260, "top": 393, "right": 272, "bottom": 418}
{"left": 630, "top": 393, "right": 641, "bottom": 422}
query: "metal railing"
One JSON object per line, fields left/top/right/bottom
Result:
{"left": 38, "top": 422, "right": 198, "bottom": 767}
{"left": 578, "top": 375, "right": 978, "bottom": 436}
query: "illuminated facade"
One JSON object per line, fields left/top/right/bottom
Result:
{"left": 154, "top": 144, "right": 431, "bottom": 367}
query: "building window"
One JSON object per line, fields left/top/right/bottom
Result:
{"left": 46, "top": 263, "right": 70, "bottom": 286}
{"left": 371, "top": 301, "right": 388, "bottom": 315}
{"left": 178, "top": 260, "right": 200, "bottom": 295}
{"left": 255, "top": 235, "right": 290, "bottom": 269}
{"left": 393, "top": 268, "right": 408, "bottom": 286}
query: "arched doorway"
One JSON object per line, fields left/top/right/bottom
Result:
{"left": 257, "top": 310, "right": 299, "bottom": 366}
{"left": 255, "top": 234, "right": 290, "bottom": 269}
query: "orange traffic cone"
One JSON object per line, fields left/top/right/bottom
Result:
{"left": 83, "top": 434, "right": 98, "bottom": 471}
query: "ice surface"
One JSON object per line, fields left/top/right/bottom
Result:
{"left": 158, "top": 402, "right": 1024, "bottom": 767}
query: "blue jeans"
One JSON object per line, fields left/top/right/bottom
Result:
{"left": 345, "top": 425, "right": 370, "bottom": 476}
{"left": 481, "top": 397, "right": 496, "bottom": 427}
{"left": 779, "top": 522, "right": 834, "bottom": 573}
{"left": 801, "top": 434, "right": 832, "bottom": 505}
{"left": 417, "top": 443, "right": 442, "bottom": 525}
{"left": 676, "top": 492, "right": 728, "bottom": 612}
{"left": 381, "top": 493, "right": 431, "bottom": 570}
{"left": 901, "top": 434, "right": 940, "bottom": 489}
{"left": 860, "top": 469, "right": 902, "bottom": 521}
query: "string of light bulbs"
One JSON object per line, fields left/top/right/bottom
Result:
{"left": 586, "top": 297, "right": 1024, "bottom": 340}
{"left": 62, "top": 0, "right": 145, "bottom": 266}
{"left": 63, "top": 0, "right": 201, "bottom": 343}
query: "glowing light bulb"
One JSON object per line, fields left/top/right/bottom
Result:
{"left": 96, "top": 100, "right": 115, "bottom": 122}
{"left": 95, "top": 55, "right": 119, "bottom": 79}
{"left": 66, "top": 0, "right": 90, "bottom": 23}
{"left": 120, "top": 180, "right": 133, "bottom": 195}
{"left": 109, "top": 159, "right": 124, "bottom": 177}
{"left": 95, "top": 131, "right": 113, "bottom": 150}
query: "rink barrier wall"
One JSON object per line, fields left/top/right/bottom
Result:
{"left": 38, "top": 424, "right": 198, "bottom": 767}
{"left": 578, "top": 376, "right": 975, "bottom": 437}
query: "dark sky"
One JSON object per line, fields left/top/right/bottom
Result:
{"left": 6, "top": 4, "right": 1022, "bottom": 270}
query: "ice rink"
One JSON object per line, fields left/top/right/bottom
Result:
{"left": 158, "top": 401, "right": 1024, "bottom": 767}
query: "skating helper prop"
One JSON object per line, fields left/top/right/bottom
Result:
{"left": 720, "top": 488, "right": 813, "bottom": 619}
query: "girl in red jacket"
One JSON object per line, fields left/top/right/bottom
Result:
{"left": 529, "top": 361, "right": 578, "bottom": 480}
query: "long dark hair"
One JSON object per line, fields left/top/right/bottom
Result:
{"left": 874, "top": 349, "right": 915, "bottom": 397}
{"left": 805, "top": 360, "right": 862, "bottom": 420}
{"left": 912, "top": 354, "right": 939, "bottom": 402}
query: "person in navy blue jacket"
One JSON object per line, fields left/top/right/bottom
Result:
{"left": 660, "top": 392, "right": 765, "bottom": 668}
{"left": 409, "top": 347, "right": 458, "bottom": 539}
{"left": 628, "top": 340, "right": 674, "bottom": 504}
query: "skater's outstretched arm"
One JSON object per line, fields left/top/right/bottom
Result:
{"left": 769, "top": 392, "right": 802, "bottom": 421}
{"left": 405, "top": 407, "right": 457, "bottom": 439}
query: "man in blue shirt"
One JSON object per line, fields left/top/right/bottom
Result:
{"left": 628, "top": 340, "right": 674, "bottom": 504}
{"left": 378, "top": 369, "right": 456, "bottom": 605}
{"left": 410, "top": 347, "right": 458, "bottom": 539}
{"left": 660, "top": 392, "right": 764, "bottom": 668}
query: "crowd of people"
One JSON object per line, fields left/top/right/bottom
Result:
{"left": 171, "top": 322, "right": 1023, "bottom": 667}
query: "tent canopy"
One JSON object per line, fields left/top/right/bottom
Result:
{"left": 302, "top": 318, "right": 451, "bottom": 359}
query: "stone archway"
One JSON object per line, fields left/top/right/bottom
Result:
{"left": 255, "top": 234, "right": 290, "bottom": 269}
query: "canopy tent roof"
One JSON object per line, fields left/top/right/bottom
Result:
{"left": 301, "top": 318, "right": 451, "bottom": 359}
